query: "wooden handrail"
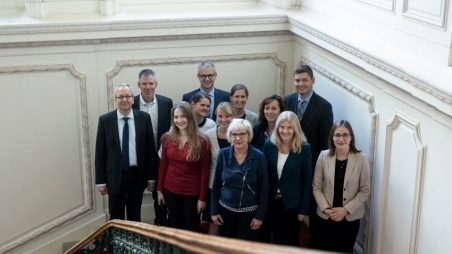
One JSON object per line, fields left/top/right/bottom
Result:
{"left": 64, "top": 220, "right": 330, "bottom": 254}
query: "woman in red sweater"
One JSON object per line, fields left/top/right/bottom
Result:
{"left": 157, "top": 101, "right": 211, "bottom": 232}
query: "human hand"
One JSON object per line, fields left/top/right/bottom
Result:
{"left": 250, "top": 218, "right": 262, "bottom": 230}
{"left": 147, "top": 182, "right": 155, "bottom": 192}
{"left": 331, "top": 207, "right": 348, "bottom": 222}
{"left": 211, "top": 214, "right": 224, "bottom": 225}
{"left": 97, "top": 186, "right": 108, "bottom": 195}
{"left": 157, "top": 191, "right": 165, "bottom": 205}
{"left": 197, "top": 200, "right": 206, "bottom": 214}
{"left": 298, "top": 214, "right": 306, "bottom": 222}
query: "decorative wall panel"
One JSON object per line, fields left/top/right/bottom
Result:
{"left": 0, "top": 65, "right": 94, "bottom": 254}
{"left": 106, "top": 53, "right": 287, "bottom": 112}
{"left": 403, "top": 0, "right": 449, "bottom": 29}
{"left": 354, "top": 0, "right": 395, "bottom": 12}
{"left": 300, "top": 57, "right": 377, "bottom": 254}
{"left": 378, "top": 112, "right": 426, "bottom": 254}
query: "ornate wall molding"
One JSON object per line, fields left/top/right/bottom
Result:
{"left": 106, "top": 53, "right": 286, "bottom": 111}
{"left": 300, "top": 57, "right": 377, "bottom": 254}
{"left": 378, "top": 112, "right": 426, "bottom": 254}
{"left": 0, "top": 64, "right": 94, "bottom": 254}
{"left": 290, "top": 18, "right": 452, "bottom": 116}
{"left": 0, "top": 19, "right": 288, "bottom": 36}
{"left": 352, "top": 0, "right": 395, "bottom": 12}
{"left": 0, "top": 30, "right": 292, "bottom": 48}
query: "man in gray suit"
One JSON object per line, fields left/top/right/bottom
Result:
{"left": 95, "top": 84, "right": 157, "bottom": 221}
{"left": 132, "top": 69, "right": 173, "bottom": 224}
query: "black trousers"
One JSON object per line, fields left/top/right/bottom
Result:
{"left": 219, "top": 206, "right": 257, "bottom": 241}
{"left": 307, "top": 194, "right": 322, "bottom": 248}
{"left": 163, "top": 188, "right": 199, "bottom": 232}
{"left": 271, "top": 199, "right": 301, "bottom": 246}
{"left": 108, "top": 168, "right": 143, "bottom": 221}
{"left": 310, "top": 217, "right": 360, "bottom": 253}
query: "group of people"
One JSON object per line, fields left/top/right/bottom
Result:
{"left": 95, "top": 61, "right": 371, "bottom": 253}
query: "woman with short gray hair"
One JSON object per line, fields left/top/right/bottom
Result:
{"left": 211, "top": 118, "right": 269, "bottom": 241}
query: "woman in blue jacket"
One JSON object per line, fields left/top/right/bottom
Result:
{"left": 211, "top": 118, "right": 269, "bottom": 241}
{"left": 260, "top": 111, "right": 312, "bottom": 246}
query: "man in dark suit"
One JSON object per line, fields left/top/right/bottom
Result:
{"left": 132, "top": 69, "right": 173, "bottom": 224}
{"left": 284, "top": 65, "right": 333, "bottom": 248}
{"left": 95, "top": 83, "right": 157, "bottom": 222}
{"left": 182, "top": 61, "right": 230, "bottom": 122}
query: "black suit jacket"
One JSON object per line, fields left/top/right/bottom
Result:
{"left": 284, "top": 92, "right": 333, "bottom": 172}
{"left": 182, "top": 88, "right": 230, "bottom": 121}
{"left": 132, "top": 94, "right": 173, "bottom": 149}
{"left": 95, "top": 109, "right": 157, "bottom": 194}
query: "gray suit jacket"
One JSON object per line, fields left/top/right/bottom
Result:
{"left": 204, "top": 127, "right": 221, "bottom": 188}
{"left": 312, "top": 150, "right": 371, "bottom": 221}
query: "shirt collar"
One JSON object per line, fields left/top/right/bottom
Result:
{"left": 200, "top": 87, "right": 215, "bottom": 97}
{"left": 117, "top": 109, "right": 134, "bottom": 120}
{"left": 298, "top": 91, "right": 313, "bottom": 103}
{"left": 140, "top": 93, "right": 157, "bottom": 105}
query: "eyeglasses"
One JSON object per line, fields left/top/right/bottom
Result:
{"left": 333, "top": 133, "right": 350, "bottom": 139}
{"left": 199, "top": 74, "right": 215, "bottom": 79}
{"left": 231, "top": 132, "right": 248, "bottom": 139}
{"left": 115, "top": 95, "right": 133, "bottom": 100}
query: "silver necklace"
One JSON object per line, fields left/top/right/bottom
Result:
{"left": 337, "top": 159, "right": 347, "bottom": 170}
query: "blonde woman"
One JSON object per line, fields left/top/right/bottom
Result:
{"left": 203, "top": 102, "right": 235, "bottom": 235}
{"left": 157, "top": 101, "right": 211, "bottom": 232}
{"left": 259, "top": 111, "right": 312, "bottom": 246}
{"left": 311, "top": 120, "right": 370, "bottom": 253}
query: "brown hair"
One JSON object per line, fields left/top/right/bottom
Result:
{"left": 328, "top": 120, "right": 361, "bottom": 156}
{"left": 168, "top": 101, "right": 205, "bottom": 161}
{"left": 257, "top": 95, "right": 286, "bottom": 125}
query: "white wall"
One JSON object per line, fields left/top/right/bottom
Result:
{"left": 1, "top": 1, "right": 452, "bottom": 254}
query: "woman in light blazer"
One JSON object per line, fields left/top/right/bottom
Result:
{"left": 311, "top": 120, "right": 371, "bottom": 253}
{"left": 203, "top": 102, "right": 234, "bottom": 235}
{"left": 259, "top": 111, "right": 312, "bottom": 246}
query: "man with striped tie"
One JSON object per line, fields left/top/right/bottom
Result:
{"left": 283, "top": 65, "right": 333, "bottom": 249}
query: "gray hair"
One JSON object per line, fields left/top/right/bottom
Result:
{"left": 198, "top": 61, "right": 216, "bottom": 73}
{"left": 114, "top": 83, "right": 134, "bottom": 96}
{"left": 226, "top": 118, "right": 253, "bottom": 143}
{"left": 138, "top": 69, "right": 157, "bottom": 81}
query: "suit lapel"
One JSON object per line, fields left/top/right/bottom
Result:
{"left": 111, "top": 110, "right": 121, "bottom": 150}
{"left": 344, "top": 153, "right": 358, "bottom": 186}
{"left": 300, "top": 92, "right": 317, "bottom": 126}
{"left": 133, "top": 110, "right": 141, "bottom": 149}
{"left": 280, "top": 151, "right": 295, "bottom": 181}
{"left": 328, "top": 154, "right": 336, "bottom": 187}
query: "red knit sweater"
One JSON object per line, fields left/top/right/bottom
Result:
{"left": 157, "top": 134, "right": 211, "bottom": 201}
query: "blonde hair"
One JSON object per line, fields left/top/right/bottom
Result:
{"left": 216, "top": 102, "right": 235, "bottom": 117}
{"left": 168, "top": 101, "right": 204, "bottom": 161}
{"left": 270, "top": 111, "right": 307, "bottom": 153}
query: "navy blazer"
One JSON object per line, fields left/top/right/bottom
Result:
{"left": 284, "top": 92, "right": 333, "bottom": 172}
{"left": 211, "top": 145, "right": 269, "bottom": 221}
{"left": 263, "top": 140, "right": 312, "bottom": 215}
{"left": 133, "top": 94, "right": 173, "bottom": 149}
{"left": 250, "top": 123, "right": 268, "bottom": 152}
{"left": 95, "top": 109, "right": 157, "bottom": 194}
{"left": 182, "top": 88, "right": 230, "bottom": 122}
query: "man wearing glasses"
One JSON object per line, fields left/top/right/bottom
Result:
{"left": 95, "top": 83, "right": 157, "bottom": 222}
{"left": 182, "top": 61, "right": 230, "bottom": 122}
{"left": 284, "top": 65, "right": 333, "bottom": 249}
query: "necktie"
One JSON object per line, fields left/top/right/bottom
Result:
{"left": 206, "top": 94, "right": 213, "bottom": 118}
{"left": 121, "top": 117, "right": 130, "bottom": 171}
{"left": 297, "top": 100, "right": 307, "bottom": 121}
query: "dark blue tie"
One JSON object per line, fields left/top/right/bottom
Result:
{"left": 121, "top": 117, "right": 129, "bottom": 171}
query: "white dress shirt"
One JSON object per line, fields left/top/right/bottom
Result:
{"left": 139, "top": 94, "right": 158, "bottom": 150}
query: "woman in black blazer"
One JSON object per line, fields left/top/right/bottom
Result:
{"left": 250, "top": 95, "right": 286, "bottom": 151}
{"left": 259, "top": 111, "right": 312, "bottom": 246}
